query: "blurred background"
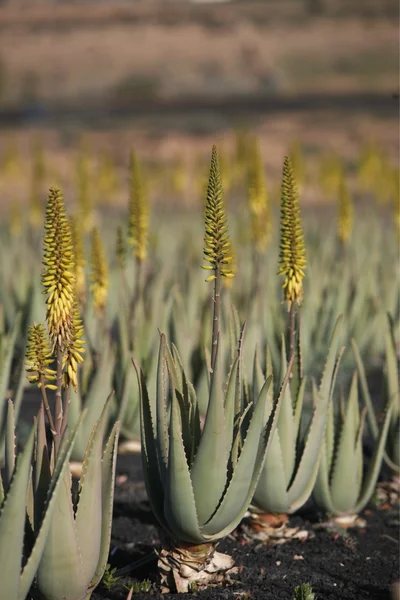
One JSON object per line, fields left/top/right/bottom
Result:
{"left": 0, "top": 0, "right": 398, "bottom": 211}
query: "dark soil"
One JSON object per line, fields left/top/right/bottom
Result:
{"left": 90, "top": 453, "right": 399, "bottom": 600}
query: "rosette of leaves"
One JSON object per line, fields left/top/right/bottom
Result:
{"left": 0, "top": 401, "right": 80, "bottom": 600}
{"left": 30, "top": 397, "right": 120, "bottom": 600}
{"left": 352, "top": 314, "right": 399, "bottom": 472}
{"left": 249, "top": 316, "right": 344, "bottom": 533}
{"left": 312, "top": 368, "right": 393, "bottom": 521}
{"left": 133, "top": 332, "right": 292, "bottom": 592}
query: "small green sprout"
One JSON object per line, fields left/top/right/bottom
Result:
{"left": 123, "top": 578, "right": 152, "bottom": 593}
{"left": 293, "top": 582, "right": 315, "bottom": 600}
{"left": 101, "top": 563, "right": 121, "bottom": 591}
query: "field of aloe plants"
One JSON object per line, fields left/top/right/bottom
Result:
{"left": 0, "top": 132, "right": 399, "bottom": 600}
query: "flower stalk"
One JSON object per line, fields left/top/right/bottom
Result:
{"left": 278, "top": 156, "right": 307, "bottom": 369}
{"left": 27, "top": 186, "right": 86, "bottom": 456}
{"left": 202, "top": 144, "right": 235, "bottom": 372}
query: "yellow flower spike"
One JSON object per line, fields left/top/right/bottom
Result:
{"left": 202, "top": 145, "right": 235, "bottom": 281}
{"left": 25, "top": 324, "right": 56, "bottom": 389}
{"left": 69, "top": 215, "right": 86, "bottom": 307}
{"left": 278, "top": 156, "right": 307, "bottom": 309}
{"left": 337, "top": 175, "right": 353, "bottom": 246}
{"left": 42, "top": 188, "right": 75, "bottom": 352}
{"left": 90, "top": 227, "right": 109, "bottom": 316}
{"left": 62, "top": 304, "right": 85, "bottom": 390}
{"left": 247, "top": 137, "right": 271, "bottom": 253}
{"left": 116, "top": 225, "right": 126, "bottom": 269}
{"left": 128, "top": 150, "right": 149, "bottom": 264}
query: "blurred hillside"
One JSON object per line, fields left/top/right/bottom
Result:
{"left": 0, "top": 0, "right": 398, "bottom": 113}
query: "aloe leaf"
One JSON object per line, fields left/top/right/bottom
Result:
{"left": 351, "top": 339, "right": 378, "bottom": 437}
{"left": 224, "top": 357, "right": 239, "bottom": 455}
{"left": 164, "top": 390, "right": 202, "bottom": 543}
{"left": 252, "top": 346, "right": 265, "bottom": 402}
{"left": 69, "top": 343, "right": 115, "bottom": 461}
{"left": 0, "top": 422, "right": 35, "bottom": 600}
{"left": 202, "top": 372, "right": 286, "bottom": 538}
{"left": 191, "top": 338, "right": 228, "bottom": 526}
{"left": 292, "top": 377, "right": 307, "bottom": 439}
{"left": 0, "top": 312, "right": 21, "bottom": 408}
{"left": 118, "top": 363, "right": 140, "bottom": 439}
{"left": 252, "top": 427, "right": 289, "bottom": 513}
{"left": 33, "top": 405, "right": 51, "bottom": 534}
{"left": 88, "top": 422, "right": 119, "bottom": 591}
{"left": 134, "top": 360, "right": 167, "bottom": 534}
{"left": 287, "top": 339, "right": 344, "bottom": 510}
{"left": 4, "top": 398, "right": 15, "bottom": 490}
{"left": 86, "top": 421, "right": 120, "bottom": 596}
{"left": 156, "top": 335, "right": 169, "bottom": 474}
{"left": 312, "top": 437, "right": 335, "bottom": 515}
{"left": 19, "top": 413, "right": 84, "bottom": 600}
{"left": 329, "top": 373, "right": 360, "bottom": 513}
{"left": 354, "top": 399, "right": 394, "bottom": 513}
{"left": 277, "top": 334, "right": 295, "bottom": 484}
{"left": 34, "top": 469, "right": 86, "bottom": 599}
{"left": 75, "top": 395, "right": 115, "bottom": 586}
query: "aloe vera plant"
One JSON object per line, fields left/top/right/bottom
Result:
{"left": 0, "top": 401, "right": 81, "bottom": 600}
{"left": 250, "top": 316, "right": 344, "bottom": 527}
{"left": 312, "top": 369, "right": 393, "bottom": 521}
{"left": 134, "top": 332, "right": 292, "bottom": 592}
{"left": 30, "top": 396, "right": 120, "bottom": 600}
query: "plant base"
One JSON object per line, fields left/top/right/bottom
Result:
{"left": 314, "top": 513, "right": 367, "bottom": 532}
{"left": 157, "top": 539, "right": 237, "bottom": 593}
{"left": 240, "top": 511, "right": 311, "bottom": 545}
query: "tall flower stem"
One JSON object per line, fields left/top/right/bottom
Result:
{"left": 211, "top": 267, "right": 222, "bottom": 373}
{"left": 202, "top": 145, "right": 235, "bottom": 375}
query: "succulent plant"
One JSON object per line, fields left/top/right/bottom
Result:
{"left": 0, "top": 400, "right": 81, "bottom": 600}
{"left": 312, "top": 368, "right": 393, "bottom": 520}
{"left": 31, "top": 396, "right": 120, "bottom": 600}
{"left": 134, "top": 332, "right": 292, "bottom": 592}
{"left": 251, "top": 316, "right": 344, "bottom": 520}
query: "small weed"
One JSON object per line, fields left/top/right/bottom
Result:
{"left": 102, "top": 564, "right": 121, "bottom": 591}
{"left": 293, "top": 583, "right": 315, "bottom": 600}
{"left": 124, "top": 579, "right": 152, "bottom": 593}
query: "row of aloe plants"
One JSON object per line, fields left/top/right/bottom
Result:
{"left": 0, "top": 145, "right": 398, "bottom": 599}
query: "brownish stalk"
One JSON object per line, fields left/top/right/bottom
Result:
{"left": 211, "top": 267, "right": 222, "bottom": 374}
{"left": 54, "top": 346, "right": 64, "bottom": 451}
{"left": 60, "top": 384, "right": 72, "bottom": 439}
{"left": 288, "top": 302, "right": 296, "bottom": 368}
{"left": 39, "top": 377, "right": 56, "bottom": 435}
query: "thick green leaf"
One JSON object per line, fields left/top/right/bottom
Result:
{"left": 164, "top": 391, "right": 202, "bottom": 543}
{"left": 20, "top": 412, "right": 85, "bottom": 600}
{"left": 329, "top": 373, "right": 360, "bottom": 513}
{"left": 88, "top": 421, "right": 120, "bottom": 593}
{"left": 0, "top": 423, "right": 35, "bottom": 600}
{"left": 191, "top": 338, "right": 228, "bottom": 526}
{"left": 134, "top": 360, "right": 168, "bottom": 535}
